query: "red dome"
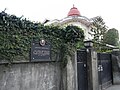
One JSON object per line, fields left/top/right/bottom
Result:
{"left": 68, "top": 6, "right": 81, "bottom": 16}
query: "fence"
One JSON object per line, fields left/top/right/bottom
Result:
{"left": 97, "top": 53, "right": 112, "bottom": 90}
{"left": 0, "top": 53, "right": 77, "bottom": 90}
{"left": 0, "top": 62, "right": 61, "bottom": 90}
{"left": 112, "top": 51, "right": 120, "bottom": 84}
{"left": 0, "top": 49, "right": 120, "bottom": 90}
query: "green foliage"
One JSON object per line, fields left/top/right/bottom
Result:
{"left": 90, "top": 16, "right": 108, "bottom": 50}
{"left": 103, "top": 28, "right": 119, "bottom": 46}
{"left": 0, "top": 11, "right": 84, "bottom": 66}
{"left": 119, "top": 41, "right": 120, "bottom": 48}
{"left": 42, "top": 25, "right": 84, "bottom": 67}
{"left": 0, "top": 11, "right": 42, "bottom": 61}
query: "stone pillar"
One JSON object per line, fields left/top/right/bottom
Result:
{"left": 66, "top": 52, "right": 78, "bottom": 90}
{"left": 112, "top": 49, "right": 120, "bottom": 84}
{"left": 86, "top": 48, "right": 99, "bottom": 90}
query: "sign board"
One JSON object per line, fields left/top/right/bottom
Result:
{"left": 31, "top": 41, "right": 51, "bottom": 62}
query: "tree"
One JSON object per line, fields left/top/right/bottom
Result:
{"left": 103, "top": 28, "right": 119, "bottom": 46}
{"left": 119, "top": 41, "right": 120, "bottom": 48}
{"left": 90, "top": 16, "right": 108, "bottom": 50}
{"left": 91, "top": 16, "right": 108, "bottom": 43}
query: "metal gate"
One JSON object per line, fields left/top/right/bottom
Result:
{"left": 97, "top": 53, "right": 113, "bottom": 89}
{"left": 77, "top": 49, "right": 88, "bottom": 90}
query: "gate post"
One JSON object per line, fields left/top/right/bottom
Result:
{"left": 84, "top": 41, "right": 99, "bottom": 90}
{"left": 112, "top": 48, "right": 120, "bottom": 84}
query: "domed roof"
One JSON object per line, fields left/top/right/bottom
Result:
{"left": 68, "top": 5, "right": 81, "bottom": 16}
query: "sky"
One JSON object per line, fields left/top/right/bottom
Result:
{"left": 0, "top": 0, "right": 120, "bottom": 39}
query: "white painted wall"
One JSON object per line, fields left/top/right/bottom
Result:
{"left": 45, "top": 16, "right": 93, "bottom": 40}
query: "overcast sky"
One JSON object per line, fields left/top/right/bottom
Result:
{"left": 0, "top": 0, "right": 120, "bottom": 38}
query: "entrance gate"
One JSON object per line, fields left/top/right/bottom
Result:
{"left": 77, "top": 49, "right": 88, "bottom": 90}
{"left": 97, "top": 53, "right": 113, "bottom": 89}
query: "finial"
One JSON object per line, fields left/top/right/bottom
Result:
{"left": 73, "top": 4, "right": 75, "bottom": 7}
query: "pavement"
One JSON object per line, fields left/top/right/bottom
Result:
{"left": 105, "top": 85, "right": 120, "bottom": 90}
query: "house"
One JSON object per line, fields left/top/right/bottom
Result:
{"left": 45, "top": 5, "right": 93, "bottom": 40}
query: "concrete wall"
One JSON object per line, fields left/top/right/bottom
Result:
{"left": 0, "top": 53, "right": 77, "bottom": 90}
{"left": 112, "top": 51, "right": 120, "bottom": 84}
{"left": 0, "top": 62, "right": 61, "bottom": 90}
{"left": 66, "top": 53, "right": 78, "bottom": 90}
{"left": 59, "top": 53, "right": 77, "bottom": 90}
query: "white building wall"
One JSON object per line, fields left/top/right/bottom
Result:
{"left": 45, "top": 16, "right": 93, "bottom": 40}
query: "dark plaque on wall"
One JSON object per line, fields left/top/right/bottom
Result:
{"left": 31, "top": 39, "right": 51, "bottom": 62}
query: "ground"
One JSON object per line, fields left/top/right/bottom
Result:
{"left": 106, "top": 85, "right": 120, "bottom": 90}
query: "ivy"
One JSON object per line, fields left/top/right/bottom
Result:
{"left": 0, "top": 11, "right": 84, "bottom": 66}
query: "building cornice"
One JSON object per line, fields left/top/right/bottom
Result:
{"left": 45, "top": 16, "right": 92, "bottom": 27}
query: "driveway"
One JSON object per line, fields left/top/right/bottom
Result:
{"left": 105, "top": 85, "right": 120, "bottom": 90}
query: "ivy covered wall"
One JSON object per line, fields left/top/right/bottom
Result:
{"left": 0, "top": 11, "right": 84, "bottom": 63}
